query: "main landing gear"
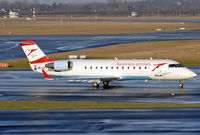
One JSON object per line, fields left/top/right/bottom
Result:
{"left": 93, "top": 81, "right": 110, "bottom": 88}
{"left": 179, "top": 80, "right": 183, "bottom": 88}
{"left": 93, "top": 82, "right": 100, "bottom": 88}
{"left": 103, "top": 81, "right": 110, "bottom": 88}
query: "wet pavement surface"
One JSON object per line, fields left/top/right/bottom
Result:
{"left": 1, "top": 108, "right": 200, "bottom": 135}
{"left": 0, "top": 67, "right": 199, "bottom": 134}
{"left": 0, "top": 67, "right": 199, "bottom": 103}
{"left": 1, "top": 30, "right": 200, "bottom": 61}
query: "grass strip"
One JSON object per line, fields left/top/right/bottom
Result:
{"left": 0, "top": 101, "right": 200, "bottom": 110}
{"left": 0, "top": 18, "right": 200, "bottom": 35}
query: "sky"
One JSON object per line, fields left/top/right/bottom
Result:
{"left": 6, "top": 0, "right": 107, "bottom": 4}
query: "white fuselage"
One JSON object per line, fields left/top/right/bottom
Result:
{"left": 33, "top": 59, "right": 197, "bottom": 81}
{"left": 20, "top": 40, "right": 197, "bottom": 87}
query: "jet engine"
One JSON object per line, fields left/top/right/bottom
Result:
{"left": 45, "top": 60, "right": 73, "bottom": 71}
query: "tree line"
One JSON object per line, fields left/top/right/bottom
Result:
{"left": 0, "top": 0, "right": 200, "bottom": 16}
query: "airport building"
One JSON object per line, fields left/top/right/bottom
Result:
{"left": 9, "top": 11, "right": 19, "bottom": 18}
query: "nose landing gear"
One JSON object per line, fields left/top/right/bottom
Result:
{"left": 179, "top": 80, "right": 183, "bottom": 88}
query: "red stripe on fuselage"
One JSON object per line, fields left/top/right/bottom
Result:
{"left": 152, "top": 63, "right": 167, "bottom": 71}
{"left": 30, "top": 56, "right": 56, "bottom": 64}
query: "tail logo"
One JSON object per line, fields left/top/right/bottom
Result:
{"left": 27, "top": 49, "right": 38, "bottom": 56}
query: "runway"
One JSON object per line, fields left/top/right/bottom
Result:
{"left": 0, "top": 67, "right": 199, "bottom": 134}
{"left": 1, "top": 108, "right": 200, "bottom": 134}
{"left": 0, "top": 67, "right": 199, "bottom": 103}
{"left": 1, "top": 30, "right": 200, "bottom": 60}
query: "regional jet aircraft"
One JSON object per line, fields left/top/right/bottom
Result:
{"left": 20, "top": 40, "right": 197, "bottom": 88}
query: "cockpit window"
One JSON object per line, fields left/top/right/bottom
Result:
{"left": 169, "top": 64, "right": 183, "bottom": 68}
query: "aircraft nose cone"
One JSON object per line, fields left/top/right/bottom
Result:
{"left": 189, "top": 71, "right": 197, "bottom": 78}
{"left": 192, "top": 72, "right": 197, "bottom": 77}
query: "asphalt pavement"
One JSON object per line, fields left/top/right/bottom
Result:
{"left": 0, "top": 67, "right": 199, "bottom": 134}
{"left": 1, "top": 108, "right": 200, "bottom": 134}
{"left": 0, "top": 67, "right": 199, "bottom": 103}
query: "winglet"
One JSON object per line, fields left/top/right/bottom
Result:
{"left": 42, "top": 69, "right": 52, "bottom": 80}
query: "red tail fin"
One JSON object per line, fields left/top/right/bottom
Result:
{"left": 20, "top": 40, "right": 56, "bottom": 64}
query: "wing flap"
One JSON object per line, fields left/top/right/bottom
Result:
{"left": 57, "top": 76, "right": 120, "bottom": 82}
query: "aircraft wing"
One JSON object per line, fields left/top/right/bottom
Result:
{"left": 63, "top": 76, "right": 120, "bottom": 82}
{"left": 42, "top": 70, "right": 120, "bottom": 82}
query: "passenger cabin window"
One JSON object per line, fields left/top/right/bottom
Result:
{"left": 90, "top": 66, "right": 92, "bottom": 69}
{"left": 111, "top": 66, "right": 113, "bottom": 69}
{"left": 106, "top": 67, "right": 108, "bottom": 69}
{"left": 169, "top": 64, "right": 183, "bottom": 68}
{"left": 101, "top": 66, "right": 103, "bottom": 69}
{"left": 85, "top": 66, "right": 87, "bottom": 69}
{"left": 127, "top": 67, "right": 130, "bottom": 69}
{"left": 96, "top": 66, "right": 98, "bottom": 69}
{"left": 139, "top": 67, "right": 141, "bottom": 69}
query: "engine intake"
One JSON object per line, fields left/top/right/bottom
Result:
{"left": 45, "top": 60, "right": 72, "bottom": 71}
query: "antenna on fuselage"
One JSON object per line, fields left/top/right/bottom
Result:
{"left": 115, "top": 57, "right": 118, "bottom": 60}
{"left": 150, "top": 57, "right": 153, "bottom": 60}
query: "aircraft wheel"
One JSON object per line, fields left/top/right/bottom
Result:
{"left": 179, "top": 80, "right": 183, "bottom": 88}
{"left": 93, "top": 82, "right": 100, "bottom": 88}
{"left": 103, "top": 81, "right": 110, "bottom": 88}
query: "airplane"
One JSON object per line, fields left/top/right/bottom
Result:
{"left": 20, "top": 40, "right": 197, "bottom": 88}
